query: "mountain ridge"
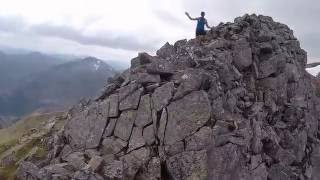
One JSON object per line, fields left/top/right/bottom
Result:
{"left": 10, "top": 14, "right": 320, "bottom": 180}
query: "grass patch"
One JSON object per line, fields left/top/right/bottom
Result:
{"left": 0, "top": 140, "right": 18, "bottom": 156}
{"left": 0, "top": 164, "right": 18, "bottom": 180}
{"left": 0, "top": 138, "right": 48, "bottom": 179}
{"left": 15, "top": 138, "right": 41, "bottom": 160}
{"left": 0, "top": 112, "right": 65, "bottom": 179}
{"left": 0, "top": 112, "right": 63, "bottom": 145}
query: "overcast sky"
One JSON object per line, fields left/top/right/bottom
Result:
{"left": 0, "top": 0, "right": 319, "bottom": 63}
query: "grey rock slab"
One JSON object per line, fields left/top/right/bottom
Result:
{"left": 84, "top": 149, "right": 101, "bottom": 159}
{"left": 64, "top": 152, "right": 87, "bottom": 170}
{"left": 185, "top": 126, "right": 213, "bottom": 151}
{"left": 64, "top": 110, "right": 91, "bottom": 150}
{"left": 73, "top": 169, "right": 104, "bottom": 180}
{"left": 99, "top": 99, "right": 110, "bottom": 118}
{"left": 164, "top": 140, "right": 185, "bottom": 156}
{"left": 108, "top": 94, "right": 119, "bottom": 117}
{"left": 103, "top": 117, "right": 117, "bottom": 137}
{"left": 16, "top": 162, "right": 43, "bottom": 180}
{"left": 156, "top": 42, "right": 176, "bottom": 58}
{"left": 146, "top": 58, "right": 175, "bottom": 75}
{"left": 120, "top": 147, "right": 151, "bottom": 178}
{"left": 285, "top": 63, "right": 300, "bottom": 82}
{"left": 114, "top": 110, "right": 136, "bottom": 141}
{"left": 131, "top": 52, "right": 154, "bottom": 68}
{"left": 251, "top": 118, "right": 263, "bottom": 154}
{"left": 173, "top": 69, "right": 210, "bottom": 100}
{"left": 60, "top": 145, "right": 73, "bottom": 160}
{"left": 131, "top": 72, "right": 161, "bottom": 85}
{"left": 135, "top": 94, "right": 153, "bottom": 127}
{"left": 135, "top": 157, "right": 161, "bottom": 180}
{"left": 119, "top": 88, "right": 143, "bottom": 111}
{"left": 258, "top": 54, "right": 286, "bottom": 79}
{"left": 87, "top": 155, "right": 104, "bottom": 172}
{"left": 103, "top": 160, "right": 124, "bottom": 179}
{"left": 211, "top": 97, "right": 226, "bottom": 121}
{"left": 157, "top": 108, "right": 168, "bottom": 145}
{"left": 152, "top": 82, "right": 175, "bottom": 112}
{"left": 101, "top": 137, "right": 127, "bottom": 155}
{"left": 250, "top": 163, "right": 268, "bottom": 180}
{"left": 143, "top": 124, "right": 155, "bottom": 145}
{"left": 207, "top": 143, "right": 247, "bottom": 180}
{"left": 205, "top": 39, "right": 231, "bottom": 50}
{"left": 166, "top": 150, "right": 208, "bottom": 180}
{"left": 43, "top": 163, "right": 73, "bottom": 177}
{"left": 145, "top": 83, "right": 160, "bottom": 92}
{"left": 233, "top": 38, "right": 253, "bottom": 70}
{"left": 86, "top": 104, "right": 109, "bottom": 149}
{"left": 165, "top": 91, "right": 211, "bottom": 145}
{"left": 267, "top": 164, "right": 294, "bottom": 180}
{"left": 118, "top": 83, "right": 139, "bottom": 101}
{"left": 128, "top": 127, "right": 145, "bottom": 152}
{"left": 64, "top": 103, "right": 108, "bottom": 150}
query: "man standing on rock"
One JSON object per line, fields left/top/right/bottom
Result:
{"left": 185, "top": 11, "right": 211, "bottom": 37}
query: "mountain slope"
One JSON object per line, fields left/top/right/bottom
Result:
{"left": 14, "top": 14, "right": 320, "bottom": 180}
{"left": 0, "top": 111, "right": 65, "bottom": 180}
{"left": 0, "top": 57, "right": 116, "bottom": 117}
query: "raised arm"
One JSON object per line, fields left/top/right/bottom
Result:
{"left": 185, "top": 12, "right": 198, "bottom": 21}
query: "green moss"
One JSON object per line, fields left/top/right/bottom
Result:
{"left": 0, "top": 164, "right": 18, "bottom": 180}
{"left": 15, "top": 138, "right": 41, "bottom": 159}
{"left": 0, "top": 112, "right": 64, "bottom": 179}
{"left": 0, "top": 138, "right": 48, "bottom": 180}
{"left": 0, "top": 139, "right": 18, "bottom": 156}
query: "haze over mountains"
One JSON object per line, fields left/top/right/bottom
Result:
{"left": 0, "top": 49, "right": 121, "bottom": 124}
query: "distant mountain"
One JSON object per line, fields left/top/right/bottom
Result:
{"left": 0, "top": 45, "right": 31, "bottom": 54}
{"left": 0, "top": 51, "right": 67, "bottom": 95}
{"left": 0, "top": 56, "right": 116, "bottom": 117}
{"left": 306, "top": 63, "right": 320, "bottom": 77}
{"left": 105, "top": 60, "right": 130, "bottom": 70}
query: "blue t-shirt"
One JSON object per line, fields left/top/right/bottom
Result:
{"left": 196, "top": 17, "right": 206, "bottom": 31}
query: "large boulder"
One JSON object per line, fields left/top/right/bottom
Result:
{"left": 165, "top": 91, "right": 211, "bottom": 145}
{"left": 64, "top": 102, "right": 108, "bottom": 150}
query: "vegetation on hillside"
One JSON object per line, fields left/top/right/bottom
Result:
{"left": 0, "top": 112, "right": 66, "bottom": 179}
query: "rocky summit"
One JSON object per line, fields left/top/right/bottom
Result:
{"left": 15, "top": 14, "right": 320, "bottom": 180}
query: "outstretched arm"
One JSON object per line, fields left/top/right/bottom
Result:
{"left": 205, "top": 19, "right": 211, "bottom": 29}
{"left": 185, "top": 12, "right": 198, "bottom": 21}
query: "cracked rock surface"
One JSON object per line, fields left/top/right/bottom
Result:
{"left": 16, "top": 14, "right": 320, "bottom": 180}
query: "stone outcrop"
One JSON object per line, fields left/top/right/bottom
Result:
{"left": 16, "top": 14, "right": 320, "bottom": 180}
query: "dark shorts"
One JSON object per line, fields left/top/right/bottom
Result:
{"left": 196, "top": 30, "right": 206, "bottom": 37}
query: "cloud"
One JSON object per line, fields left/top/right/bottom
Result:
{"left": 31, "top": 23, "right": 160, "bottom": 51}
{"left": 152, "top": 9, "right": 188, "bottom": 28}
{"left": 0, "top": 16, "right": 27, "bottom": 32}
{"left": 0, "top": 15, "right": 161, "bottom": 52}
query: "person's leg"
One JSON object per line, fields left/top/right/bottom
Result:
{"left": 195, "top": 31, "right": 201, "bottom": 45}
{"left": 196, "top": 31, "right": 199, "bottom": 37}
